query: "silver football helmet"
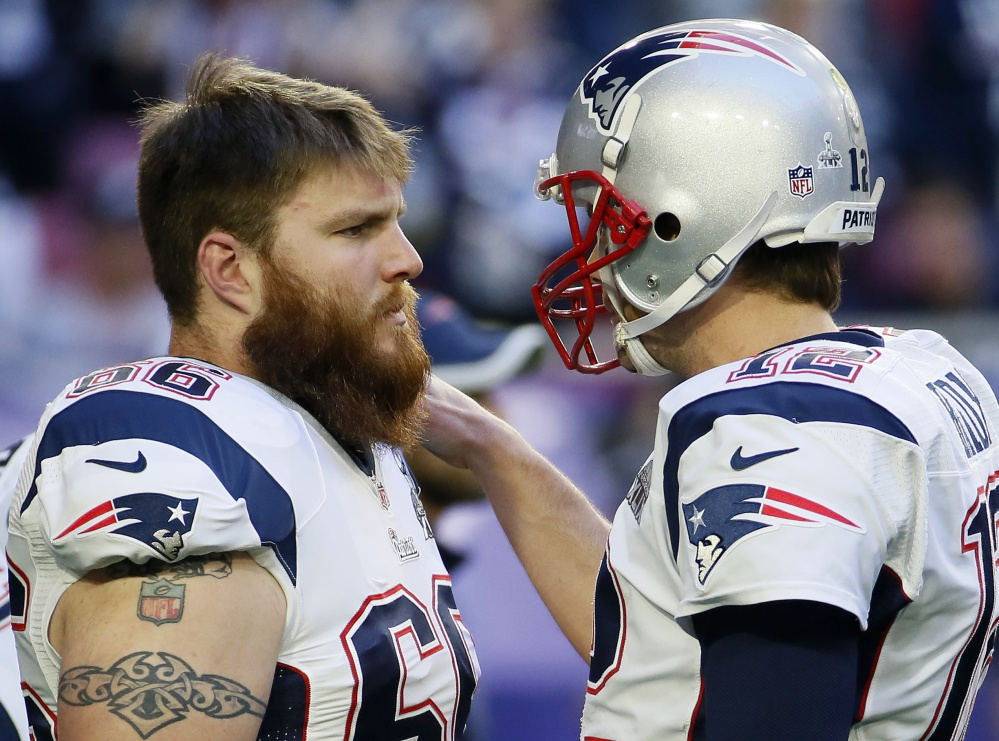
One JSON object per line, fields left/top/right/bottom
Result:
{"left": 533, "top": 19, "right": 884, "bottom": 375}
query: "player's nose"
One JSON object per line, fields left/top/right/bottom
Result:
{"left": 382, "top": 224, "right": 423, "bottom": 282}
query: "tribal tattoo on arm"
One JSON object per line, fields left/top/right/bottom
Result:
{"left": 106, "top": 553, "right": 234, "bottom": 626}
{"left": 59, "top": 650, "right": 267, "bottom": 739}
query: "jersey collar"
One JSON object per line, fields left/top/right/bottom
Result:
{"left": 767, "top": 327, "right": 886, "bottom": 354}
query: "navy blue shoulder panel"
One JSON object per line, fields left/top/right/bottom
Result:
{"left": 21, "top": 389, "right": 298, "bottom": 584}
{"left": 782, "top": 328, "right": 886, "bottom": 349}
{"left": 663, "top": 382, "right": 916, "bottom": 559}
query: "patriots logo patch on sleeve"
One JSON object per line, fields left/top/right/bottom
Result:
{"left": 54, "top": 493, "right": 199, "bottom": 561}
{"left": 581, "top": 28, "right": 804, "bottom": 133}
{"left": 682, "top": 483, "right": 864, "bottom": 584}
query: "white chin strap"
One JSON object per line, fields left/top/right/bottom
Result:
{"left": 611, "top": 190, "right": 780, "bottom": 376}
{"left": 614, "top": 321, "right": 671, "bottom": 376}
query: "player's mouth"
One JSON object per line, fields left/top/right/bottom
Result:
{"left": 379, "top": 296, "right": 409, "bottom": 327}
{"left": 386, "top": 307, "right": 408, "bottom": 326}
{"left": 375, "top": 284, "right": 417, "bottom": 330}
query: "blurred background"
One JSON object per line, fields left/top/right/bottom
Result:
{"left": 0, "top": 0, "right": 997, "bottom": 738}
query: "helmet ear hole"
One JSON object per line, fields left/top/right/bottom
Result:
{"left": 654, "top": 212, "right": 681, "bottom": 241}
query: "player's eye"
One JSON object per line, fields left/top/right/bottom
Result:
{"left": 335, "top": 222, "right": 370, "bottom": 238}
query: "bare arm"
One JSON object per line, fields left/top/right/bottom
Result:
{"left": 50, "top": 551, "right": 286, "bottom": 740}
{"left": 421, "top": 376, "right": 610, "bottom": 660}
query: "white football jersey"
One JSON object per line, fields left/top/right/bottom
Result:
{"left": 8, "top": 357, "right": 479, "bottom": 741}
{"left": 582, "top": 328, "right": 999, "bottom": 741}
{"left": 0, "top": 436, "right": 30, "bottom": 741}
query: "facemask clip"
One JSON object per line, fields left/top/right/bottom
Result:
{"left": 534, "top": 154, "right": 562, "bottom": 204}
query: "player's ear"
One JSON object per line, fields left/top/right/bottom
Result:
{"left": 197, "top": 231, "right": 263, "bottom": 316}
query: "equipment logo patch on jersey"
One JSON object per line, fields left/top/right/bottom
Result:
{"left": 581, "top": 28, "right": 804, "bottom": 132}
{"left": 626, "top": 457, "right": 653, "bottom": 523}
{"left": 54, "top": 493, "right": 199, "bottom": 561}
{"left": 683, "top": 483, "right": 864, "bottom": 584}
{"left": 388, "top": 528, "right": 419, "bottom": 562}
{"left": 390, "top": 446, "right": 434, "bottom": 540}
{"left": 87, "top": 451, "right": 148, "bottom": 474}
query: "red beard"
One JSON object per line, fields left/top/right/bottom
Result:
{"left": 242, "top": 256, "right": 430, "bottom": 449}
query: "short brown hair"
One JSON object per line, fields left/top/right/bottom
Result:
{"left": 137, "top": 54, "right": 413, "bottom": 325}
{"left": 732, "top": 240, "right": 842, "bottom": 312}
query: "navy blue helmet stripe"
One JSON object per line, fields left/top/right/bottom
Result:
{"left": 663, "top": 382, "right": 916, "bottom": 559}
{"left": 21, "top": 390, "right": 298, "bottom": 583}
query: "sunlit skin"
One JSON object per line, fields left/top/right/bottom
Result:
{"left": 588, "top": 216, "right": 837, "bottom": 379}
{"left": 405, "top": 392, "right": 497, "bottom": 526}
{"left": 605, "top": 275, "right": 837, "bottom": 381}
{"left": 272, "top": 166, "right": 422, "bottom": 355}
{"left": 170, "top": 164, "right": 422, "bottom": 374}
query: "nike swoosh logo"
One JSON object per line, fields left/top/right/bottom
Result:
{"left": 730, "top": 446, "right": 799, "bottom": 470}
{"left": 86, "top": 452, "right": 148, "bottom": 474}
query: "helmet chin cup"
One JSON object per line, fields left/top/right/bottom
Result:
{"left": 614, "top": 324, "right": 671, "bottom": 377}
{"left": 530, "top": 169, "right": 652, "bottom": 374}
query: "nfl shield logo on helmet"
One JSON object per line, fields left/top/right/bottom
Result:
{"left": 788, "top": 164, "right": 814, "bottom": 198}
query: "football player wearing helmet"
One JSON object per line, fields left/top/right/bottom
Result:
{"left": 423, "top": 19, "right": 999, "bottom": 741}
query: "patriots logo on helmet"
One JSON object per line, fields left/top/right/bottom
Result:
{"left": 581, "top": 28, "right": 805, "bottom": 133}
{"left": 683, "top": 483, "right": 864, "bottom": 584}
{"left": 55, "top": 492, "right": 199, "bottom": 561}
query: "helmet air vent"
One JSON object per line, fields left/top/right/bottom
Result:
{"left": 654, "top": 212, "right": 681, "bottom": 241}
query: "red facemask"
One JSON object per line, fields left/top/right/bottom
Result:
{"left": 532, "top": 169, "right": 652, "bottom": 373}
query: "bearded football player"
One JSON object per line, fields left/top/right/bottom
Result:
{"left": 8, "top": 55, "right": 479, "bottom": 741}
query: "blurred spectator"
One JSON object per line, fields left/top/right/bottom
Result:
{"left": 32, "top": 119, "right": 167, "bottom": 356}
{"left": 434, "top": 0, "right": 583, "bottom": 320}
{"left": 871, "top": 0, "right": 997, "bottom": 203}
{"left": 0, "top": 117, "right": 169, "bottom": 443}
{"left": 116, "top": 0, "right": 303, "bottom": 99}
{"left": 0, "top": 0, "right": 83, "bottom": 192}
{"left": 844, "top": 180, "right": 997, "bottom": 309}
